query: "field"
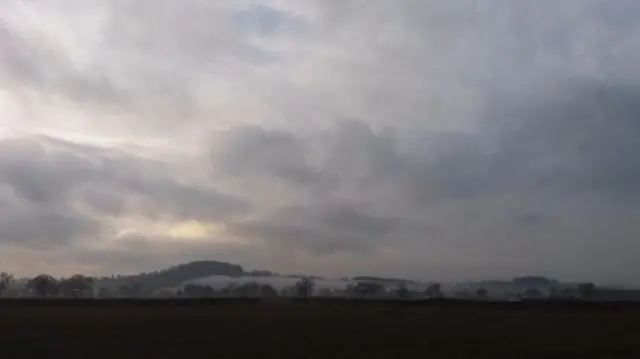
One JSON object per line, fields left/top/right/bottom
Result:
{"left": 1, "top": 299, "right": 640, "bottom": 358}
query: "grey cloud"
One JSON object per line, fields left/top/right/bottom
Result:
{"left": 0, "top": 135, "right": 248, "bottom": 249}
{"left": 228, "top": 200, "right": 401, "bottom": 254}
{"left": 211, "top": 78, "right": 640, "bottom": 282}
{"left": 210, "top": 124, "right": 316, "bottom": 186}
{"left": 94, "top": 154, "right": 248, "bottom": 221}
{"left": 233, "top": 4, "right": 306, "bottom": 37}
{"left": 78, "top": 186, "right": 126, "bottom": 216}
{"left": 279, "top": 0, "right": 640, "bottom": 132}
{"left": 0, "top": 137, "right": 99, "bottom": 204}
{"left": 105, "top": 0, "right": 261, "bottom": 68}
{"left": 212, "top": 119, "right": 493, "bottom": 208}
{"left": 485, "top": 80, "right": 640, "bottom": 200}
{"left": 0, "top": 19, "right": 126, "bottom": 109}
{"left": 0, "top": 0, "right": 296, "bottom": 136}
{"left": 0, "top": 192, "right": 99, "bottom": 249}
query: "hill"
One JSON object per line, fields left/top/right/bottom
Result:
{"left": 97, "top": 260, "right": 246, "bottom": 294}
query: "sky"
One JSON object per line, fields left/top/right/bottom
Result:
{"left": 1, "top": 0, "right": 640, "bottom": 285}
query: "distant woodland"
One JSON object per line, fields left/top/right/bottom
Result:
{"left": 2, "top": 261, "right": 639, "bottom": 301}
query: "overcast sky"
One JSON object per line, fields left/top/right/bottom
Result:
{"left": 1, "top": 0, "right": 640, "bottom": 284}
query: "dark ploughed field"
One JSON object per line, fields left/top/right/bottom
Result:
{"left": 1, "top": 299, "right": 639, "bottom": 358}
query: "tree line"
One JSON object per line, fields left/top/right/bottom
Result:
{"left": 0, "top": 271, "right": 601, "bottom": 300}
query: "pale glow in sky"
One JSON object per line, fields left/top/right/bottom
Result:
{"left": 2, "top": 0, "right": 640, "bottom": 285}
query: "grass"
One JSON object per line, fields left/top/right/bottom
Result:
{"left": 1, "top": 298, "right": 639, "bottom": 358}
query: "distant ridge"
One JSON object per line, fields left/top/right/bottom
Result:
{"left": 99, "top": 260, "right": 247, "bottom": 292}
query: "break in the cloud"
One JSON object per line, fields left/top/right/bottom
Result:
{"left": 1, "top": 0, "right": 640, "bottom": 284}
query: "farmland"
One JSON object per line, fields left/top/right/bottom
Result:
{"left": 1, "top": 299, "right": 639, "bottom": 358}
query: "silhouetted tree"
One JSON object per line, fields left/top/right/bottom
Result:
{"left": 393, "top": 284, "right": 411, "bottom": 300}
{"left": 182, "top": 284, "right": 199, "bottom": 297}
{"left": 559, "top": 288, "right": 575, "bottom": 298}
{"left": 425, "top": 283, "right": 443, "bottom": 298}
{"left": 235, "top": 282, "right": 262, "bottom": 297}
{"left": 352, "top": 282, "right": 386, "bottom": 299}
{"left": 259, "top": 284, "right": 278, "bottom": 297}
{"left": 97, "top": 286, "right": 113, "bottom": 298}
{"left": 117, "top": 281, "right": 145, "bottom": 298}
{"left": 279, "top": 287, "right": 291, "bottom": 297}
{"left": 220, "top": 283, "right": 238, "bottom": 297}
{"left": 27, "top": 275, "right": 58, "bottom": 298}
{"left": 317, "top": 288, "right": 333, "bottom": 297}
{"left": 294, "top": 277, "right": 314, "bottom": 298}
{"left": 476, "top": 288, "right": 489, "bottom": 300}
{"left": 202, "top": 285, "right": 215, "bottom": 297}
{"left": 59, "top": 275, "right": 94, "bottom": 298}
{"left": 182, "top": 283, "right": 214, "bottom": 298}
{"left": 578, "top": 283, "right": 596, "bottom": 300}
{"left": 0, "top": 272, "right": 13, "bottom": 297}
{"left": 523, "top": 288, "right": 543, "bottom": 299}
{"left": 510, "top": 292, "right": 524, "bottom": 301}
{"left": 453, "top": 290, "right": 472, "bottom": 299}
{"left": 155, "top": 289, "right": 178, "bottom": 298}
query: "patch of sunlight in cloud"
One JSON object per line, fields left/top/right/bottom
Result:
{"left": 111, "top": 217, "right": 234, "bottom": 243}
{"left": 169, "top": 220, "right": 225, "bottom": 239}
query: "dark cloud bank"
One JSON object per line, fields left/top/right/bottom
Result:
{"left": 219, "top": 79, "right": 640, "bottom": 283}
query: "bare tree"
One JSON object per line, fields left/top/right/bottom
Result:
{"left": 259, "top": 284, "right": 278, "bottom": 297}
{"left": 0, "top": 272, "right": 14, "bottom": 297}
{"left": 425, "top": 283, "right": 443, "bottom": 299}
{"left": 182, "top": 283, "right": 215, "bottom": 298}
{"left": 393, "top": 284, "right": 410, "bottom": 300}
{"left": 97, "top": 286, "right": 113, "bottom": 299}
{"left": 578, "top": 283, "right": 596, "bottom": 300}
{"left": 117, "top": 281, "right": 146, "bottom": 298}
{"left": 59, "top": 275, "right": 94, "bottom": 298}
{"left": 27, "top": 275, "right": 59, "bottom": 298}
{"left": 317, "top": 288, "right": 334, "bottom": 297}
{"left": 351, "top": 282, "right": 386, "bottom": 299}
{"left": 476, "top": 288, "right": 489, "bottom": 300}
{"left": 523, "top": 288, "right": 543, "bottom": 299}
{"left": 234, "top": 282, "right": 262, "bottom": 297}
{"left": 294, "top": 277, "right": 314, "bottom": 298}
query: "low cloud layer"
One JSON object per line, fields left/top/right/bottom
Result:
{"left": 2, "top": 1, "right": 640, "bottom": 284}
